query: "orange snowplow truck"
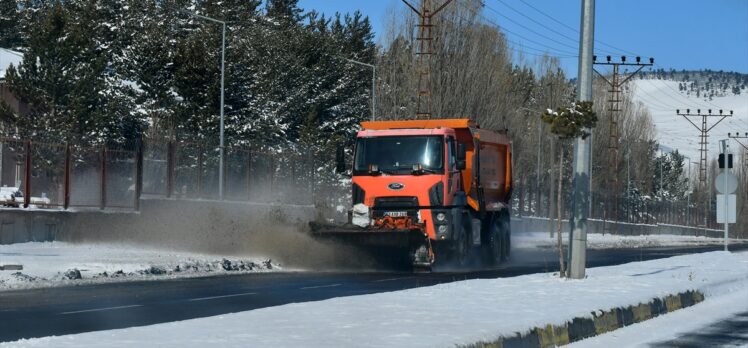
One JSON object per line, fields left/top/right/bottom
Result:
{"left": 311, "top": 118, "right": 512, "bottom": 271}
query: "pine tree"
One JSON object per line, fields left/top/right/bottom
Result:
{"left": 0, "top": 0, "right": 22, "bottom": 48}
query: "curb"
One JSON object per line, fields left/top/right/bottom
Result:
{"left": 461, "top": 290, "right": 704, "bottom": 348}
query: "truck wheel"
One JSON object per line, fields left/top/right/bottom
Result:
{"left": 455, "top": 221, "right": 471, "bottom": 266}
{"left": 499, "top": 216, "right": 511, "bottom": 262}
{"left": 482, "top": 217, "right": 502, "bottom": 266}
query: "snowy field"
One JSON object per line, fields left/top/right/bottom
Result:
{"left": 631, "top": 78, "right": 748, "bottom": 162}
{"left": 3, "top": 250, "right": 746, "bottom": 347}
{"left": 513, "top": 231, "right": 746, "bottom": 250}
{"left": 0, "top": 242, "right": 277, "bottom": 291}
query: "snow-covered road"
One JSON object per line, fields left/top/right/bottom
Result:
{"left": 3, "top": 250, "right": 746, "bottom": 347}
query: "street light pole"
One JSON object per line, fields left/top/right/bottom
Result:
{"left": 339, "top": 57, "right": 376, "bottom": 121}
{"left": 181, "top": 10, "right": 227, "bottom": 200}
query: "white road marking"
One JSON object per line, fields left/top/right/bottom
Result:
{"left": 300, "top": 283, "right": 341, "bottom": 290}
{"left": 187, "top": 292, "right": 257, "bottom": 302}
{"left": 60, "top": 304, "right": 143, "bottom": 315}
{"left": 372, "top": 277, "right": 413, "bottom": 283}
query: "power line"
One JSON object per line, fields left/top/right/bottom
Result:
{"left": 454, "top": 0, "right": 578, "bottom": 57}
{"left": 494, "top": 0, "right": 580, "bottom": 46}
{"left": 479, "top": 1, "right": 580, "bottom": 52}
{"left": 514, "top": 0, "right": 640, "bottom": 57}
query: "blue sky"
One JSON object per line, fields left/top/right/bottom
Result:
{"left": 297, "top": 0, "right": 748, "bottom": 77}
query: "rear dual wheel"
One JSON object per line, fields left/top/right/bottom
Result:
{"left": 482, "top": 214, "right": 510, "bottom": 265}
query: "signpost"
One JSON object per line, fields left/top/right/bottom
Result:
{"left": 716, "top": 140, "right": 735, "bottom": 251}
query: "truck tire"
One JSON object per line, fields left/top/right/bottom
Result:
{"left": 499, "top": 215, "right": 511, "bottom": 262}
{"left": 482, "top": 216, "right": 502, "bottom": 266}
{"left": 455, "top": 218, "right": 471, "bottom": 266}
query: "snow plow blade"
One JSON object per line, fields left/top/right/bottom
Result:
{"left": 309, "top": 222, "right": 425, "bottom": 248}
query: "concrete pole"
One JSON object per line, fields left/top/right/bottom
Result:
{"left": 569, "top": 0, "right": 595, "bottom": 280}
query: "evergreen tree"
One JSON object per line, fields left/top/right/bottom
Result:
{"left": 0, "top": 0, "right": 22, "bottom": 48}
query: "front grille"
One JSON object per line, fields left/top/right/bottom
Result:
{"left": 372, "top": 196, "right": 419, "bottom": 218}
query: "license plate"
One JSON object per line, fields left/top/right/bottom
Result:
{"left": 384, "top": 211, "right": 408, "bottom": 218}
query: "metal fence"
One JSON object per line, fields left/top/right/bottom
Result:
{"left": 511, "top": 183, "right": 722, "bottom": 230}
{"left": 0, "top": 137, "right": 138, "bottom": 210}
{"left": 0, "top": 137, "right": 321, "bottom": 210}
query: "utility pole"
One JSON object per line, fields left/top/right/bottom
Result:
{"left": 718, "top": 139, "right": 730, "bottom": 251}
{"left": 401, "top": 0, "right": 454, "bottom": 119}
{"left": 339, "top": 56, "right": 377, "bottom": 120}
{"left": 676, "top": 109, "right": 732, "bottom": 184}
{"left": 728, "top": 132, "right": 748, "bottom": 154}
{"left": 568, "top": 0, "right": 595, "bottom": 280}
{"left": 593, "top": 55, "right": 653, "bottom": 228}
{"left": 180, "top": 9, "right": 227, "bottom": 200}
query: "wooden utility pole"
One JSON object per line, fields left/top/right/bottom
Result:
{"left": 401, "top": 0, "right": 454, "bottom": 119}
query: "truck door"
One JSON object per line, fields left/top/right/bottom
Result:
{"left": 447, "top": 137, "right": 460, "bottom": 196}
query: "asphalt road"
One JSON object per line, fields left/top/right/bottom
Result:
{"left": 649, "top": 311, "right": 748, "bottom": 347}
{"left": 0, "top": 244, "right": 745, "bottom": 343}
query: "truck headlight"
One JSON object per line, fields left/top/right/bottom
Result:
{"left": 438, "top": 225, "right": 448, "bottom": 234}
{"left": 436, "top": 212, "right": 446, "bottom": 222}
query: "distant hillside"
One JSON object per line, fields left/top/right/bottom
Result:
{"left": 630, "top": 70, "right": 748, "bottom": 163}
{"left": 639, "top": 69, "right": 748, "bottom": 100}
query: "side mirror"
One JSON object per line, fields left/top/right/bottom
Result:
{"left": 335, "top": 145, "right": 346, "bottom": 174}
{"left": 456, "top": 143, "right": 467, "bottom": 170}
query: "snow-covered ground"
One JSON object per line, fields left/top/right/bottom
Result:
{"left": 631, "top": 78, "right": 748, "bottom": 162}
{"left": 513, "top": 231, "right": 745, "bottom": 250}
{"left": 0, "top": 242, "right": 277, "bottom": 291}
{"left": 568, "top": 285, "right": 748, "bottom": 348}
{"left": 3, "top": 250, "right": 746, "bottom": 347}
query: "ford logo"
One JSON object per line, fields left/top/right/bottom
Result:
{"left": 388, "top": 183, "right": 405, "bottom": 190}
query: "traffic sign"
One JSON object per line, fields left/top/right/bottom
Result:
{"left": 715, "top": 172, "right": 737, "bottom": 194}
{"left": 716, "top": 194, "right": 736, "bottom": 224}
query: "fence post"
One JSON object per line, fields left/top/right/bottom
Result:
{"left": 197, "top": 145, "right": 203, "bottom": 198}
{"left": 246, "top": 151, "right": 252, "bottom": 201}
{"left": 63, "top": 144, "right": 71, "bottom": 210}
{"left": 135, "top": 139, "right": 143, "bottom": 211}
{"left": 100, "top": 146, "right": 107, "bottom": 210}
{"left": 23, "top": 141, "right": 31, "bottom": 208}
{"left": 166, "top": 140, "right": 174, "bottom": 198}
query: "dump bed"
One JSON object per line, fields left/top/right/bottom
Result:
{"left": 360, "top": 118, "right": 512, "bottom": 212}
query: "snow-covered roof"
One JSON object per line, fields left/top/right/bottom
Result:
{"left": 0, "top": 47, "right": 23, "bottom": 80}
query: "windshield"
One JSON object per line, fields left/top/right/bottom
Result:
{"left": 354, "top": 136, "right": 444, "bottom": 174}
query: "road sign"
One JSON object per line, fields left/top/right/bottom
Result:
{"left": 716, "top": 194, "right": 736, "bottom": 224}
{"left": 715, "top": 172, "right": 737, "bottom": 194}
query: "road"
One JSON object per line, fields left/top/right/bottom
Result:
{"left": 0, "top": 245, "right": 745, "bottom": 343}
{"left": 649, "top": 311, "right": 748, "bottom": 347}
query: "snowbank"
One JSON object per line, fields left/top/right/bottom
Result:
{"left": 0, "top": 242, "right": 277, "bottom": 290}
{"left": 4, "top": 251, "right": 746, "bottom": 347}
